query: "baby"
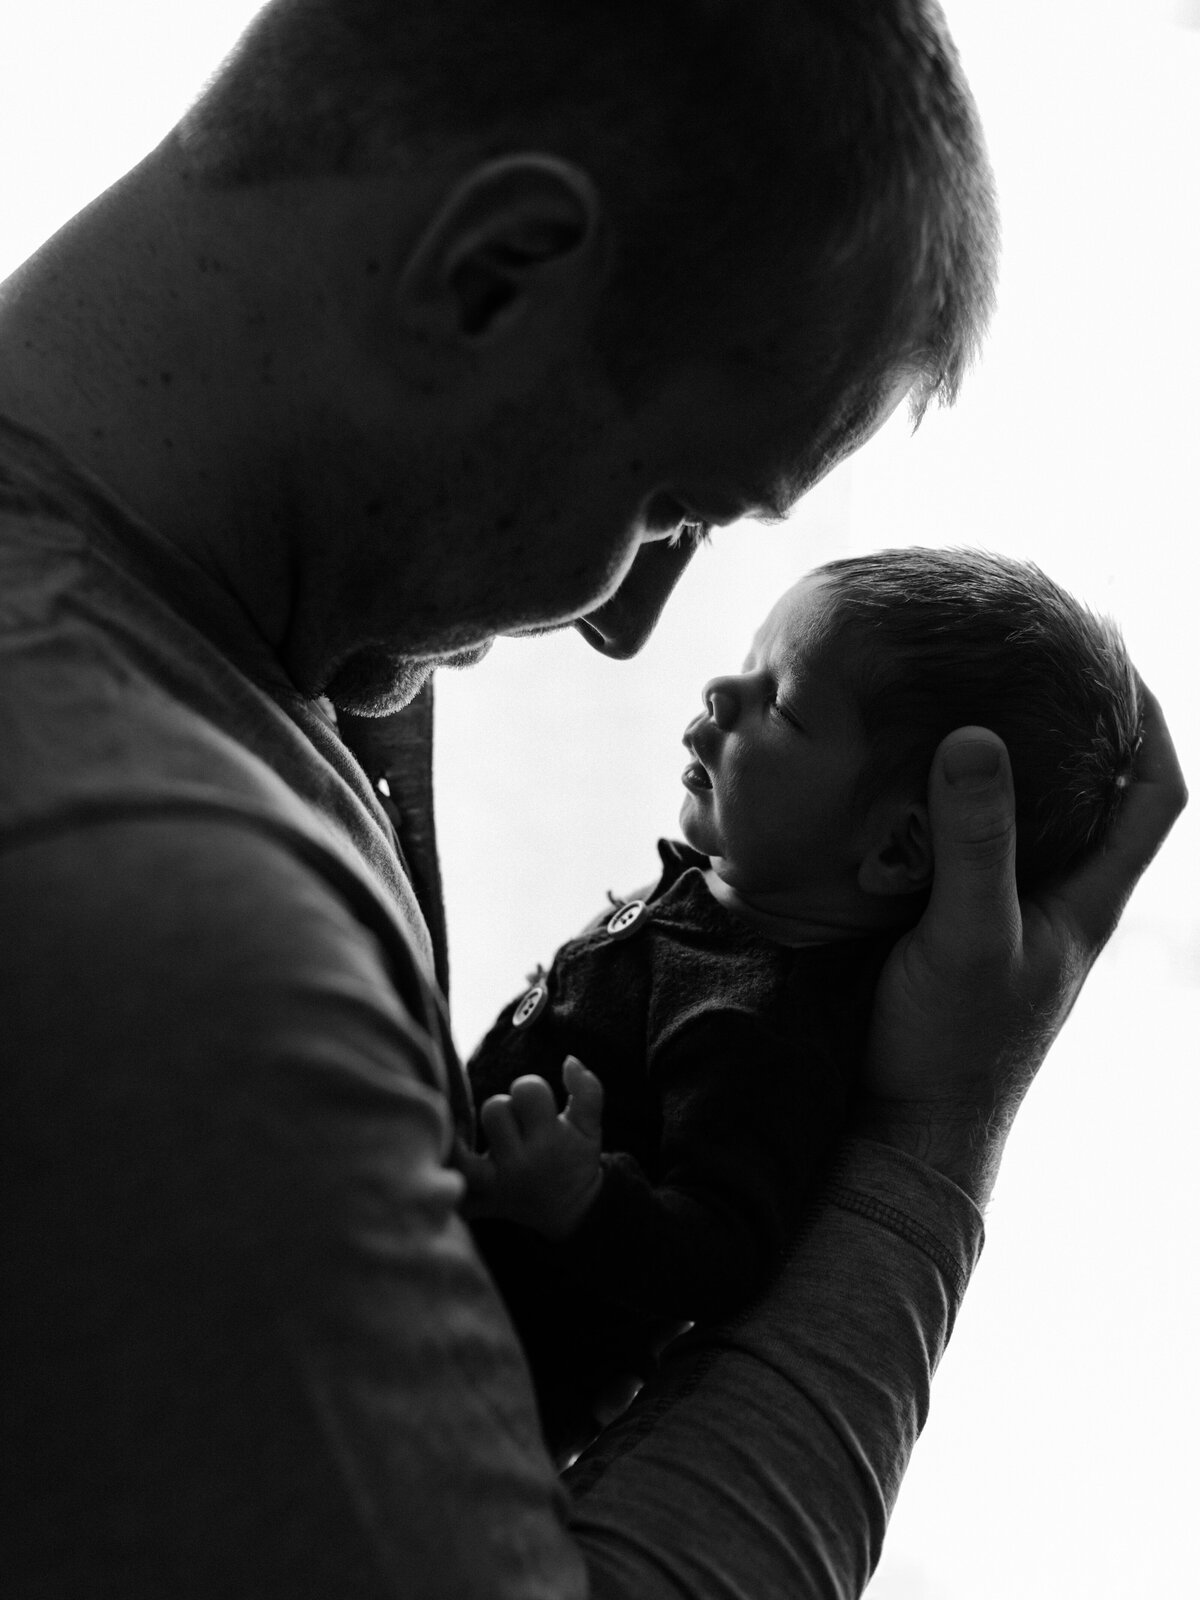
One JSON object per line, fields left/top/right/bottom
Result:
{"left": 463, "top": 547, "right": 1142, "bottom": 1461}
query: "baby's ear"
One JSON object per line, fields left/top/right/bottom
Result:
{"left": 857, "top": 802, "right": 933, "bottom": 897}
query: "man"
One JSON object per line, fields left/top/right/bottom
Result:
{"left": 0, "top": 2, "right": 1184, "bottom": 1596}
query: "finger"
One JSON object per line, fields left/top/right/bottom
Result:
{"left": 923, "top": 727, "right": 1020, "bottom": 961}
{"left": 506, "top": 1075, "right": 560, "bottom": 1135}
{"left": 562, "top": 1056, "right": 604, "bottom": 1142}
{"left": 455, "top": 1145, "right": 497, "bottom": 1205}
{"left": 479, "top": 1094, "right": 524, "bottom": 1162}
{"left": 1046, "top": 681, "right": 1188, "bottom": 949}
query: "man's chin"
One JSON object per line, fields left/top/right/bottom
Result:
{"left": 326, "top": 641, "right": 493, "bottom": 717}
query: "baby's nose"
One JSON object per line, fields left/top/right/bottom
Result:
{"left": 702, "top": 677, "right": 740, "bottom": 730}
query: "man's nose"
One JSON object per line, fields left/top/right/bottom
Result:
{"left": 574, "top": 539, "right": 698, "bottom": 660}
{"left": 702, "top": 676, "right": 740, "bottom": 730}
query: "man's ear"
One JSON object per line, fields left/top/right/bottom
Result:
{"left": 857, "top": 801, "right": 934, "bottom": 898}
{"left": 398, "top": 154, "right": 604, "bottom": 342}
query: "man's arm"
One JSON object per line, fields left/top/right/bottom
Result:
{"left": 567, "top": 1137, "right": 980, "bottom": 1600}
{"left": 1, "top": 816, "right": 589, "bottom": 1599}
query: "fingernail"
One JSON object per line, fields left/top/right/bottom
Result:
{"left": 943, "top": 739, "right": 1002, "bottom": 790}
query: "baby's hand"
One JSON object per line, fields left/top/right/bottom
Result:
{"left": 465, "top": 1057, "right": 604, "bottom": 1239}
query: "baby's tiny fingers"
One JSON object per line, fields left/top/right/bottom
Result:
{"left": 456, "top": 1143, "right": 494, "bottom": 1189}
{"left": 454, "top": 1146, "right": 498, "bottom": 1214}
{"left": 562, "top": 1056, "right": 604, "bottom": 1142}
{"left": 479, "top": 1093, "right": 524, "bottom": 1162}
{"left": 507, "top": 1075, "right": 560, "bottom": 1135}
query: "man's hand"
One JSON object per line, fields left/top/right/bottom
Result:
{"left": 460, "top": 1057, "right": 605, "bottom": 1239}
{"left": 857, "top": 685, "right": 1187, "bottom": 1205}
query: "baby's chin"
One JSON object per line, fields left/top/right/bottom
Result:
{"left": 677, "top": 796, "right": 710, "bottom": 856}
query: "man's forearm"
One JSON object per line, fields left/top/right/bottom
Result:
{"left": 566, "top": 1138, "right": 985, "bottom": 1600}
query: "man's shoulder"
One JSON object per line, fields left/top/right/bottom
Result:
{"left": 0, "top": 445, "right": 393, "bottom": 922}
{"left": 0, "top": 428, "right": 256, "bottom": 813}
{"left": 0, "top": 410, "right": 329, "bottom": 840}
{"left": 0, "top": 415, "right": 455, "bottom": 1099}
{"left": 0, "top": 408, "right": 452, "bottom": 1095}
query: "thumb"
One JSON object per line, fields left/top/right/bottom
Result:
{"left": 561, "top": 1056, "right": 604, "bottom": 1142}
{"left": 924, "top": 728, "right": 1020, "bottom": 956}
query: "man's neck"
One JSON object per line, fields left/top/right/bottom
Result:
{"left": 0, "top": 140, "right": 298, "bottom": 661}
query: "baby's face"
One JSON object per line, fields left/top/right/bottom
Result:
{"left": 680, "top": 576, "right": 874, "bottom": 908}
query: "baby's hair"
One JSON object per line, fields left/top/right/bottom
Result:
{"left": 812, "top": 547, "right": 1142, "bottom": 890}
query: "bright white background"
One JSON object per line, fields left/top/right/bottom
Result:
{"left": 3, "top": 5, "right": 1196, "bottom": 1597}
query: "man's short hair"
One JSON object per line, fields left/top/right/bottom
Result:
{"left": 179, "top": 1, "right": 998, "bottom": 421}
{"left": 814, "top": 547, "right": 1143, "bottom": 891}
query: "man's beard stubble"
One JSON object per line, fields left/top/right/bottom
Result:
{"left": 323, "top": 639, "right": 494, "bottom": 717}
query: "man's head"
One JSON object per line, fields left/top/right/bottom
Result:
{"left": 0, "top": 2, "right": 998, "bottom": 716}
{"left": 680, "top": 553, "right": 1141, "bottom": 933}
{"left": 169, "top": 0, "right": 998, "bottom": 703}
{"left": 181, "top": 0, "right": 996, "bottom": 410}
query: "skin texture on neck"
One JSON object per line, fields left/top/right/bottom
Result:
{"left": 702, "top": 866, "right": 853, "bottom": 945}
{"left": 702, "top": 865, "right": 918, "bottom": 946}
{"left": 0, "top": 141, "right": 315, "bottom": 659}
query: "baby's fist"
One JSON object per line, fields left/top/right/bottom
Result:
{"left": 477, "top": 1057, "right": 604, "bottom": 1238}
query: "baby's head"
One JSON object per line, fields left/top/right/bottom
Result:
{"left": 680, "top": 548, "right": 1141, "bottom": 934}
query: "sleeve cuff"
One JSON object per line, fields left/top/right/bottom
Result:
{"left": 820, "top": 1137, "right": 986, "bottom": 1303}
